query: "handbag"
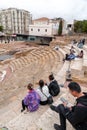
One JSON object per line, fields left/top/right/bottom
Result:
{"left": 47, "top": 95, "right": 53, "bottom": 104}
{"left": 40, "top": 88, "right": 53, "bottom": 104}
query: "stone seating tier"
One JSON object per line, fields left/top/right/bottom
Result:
{"left": 0, "top": 43, "right": 87, "bottom": 130}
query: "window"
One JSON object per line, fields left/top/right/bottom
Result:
{"left": 30, "top": 37, "right": 35, "bottom": 41}
{"left": 38, "top": 29, "right": 40, "bottom": 32}
{"left": 45, "top": 29, "right": 47, "bottom": 32}
{"left": 31, "top": 28, "right": 33, "bottom": 31}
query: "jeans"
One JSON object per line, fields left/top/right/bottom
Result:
{"left": 56, "top": 104, "right": 87, "bottom": 130}
{"left": 40, "top": 100, "right": 48, "bottom": 105}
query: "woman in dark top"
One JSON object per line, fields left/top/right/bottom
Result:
{"left": 48, "top": 74, "right": 60, "bottom": 96}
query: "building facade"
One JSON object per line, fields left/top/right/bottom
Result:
{"left": 30, "top": 17, "right": 60, "bottom": 36}
{"left": 32, "top": 17, "right": 68, "bottom": 36}
{"left": 29, "top": 24, "right": 58, "bottom": 36}
{"left": 0, "top": 8, "right": 32, "bottom": 34}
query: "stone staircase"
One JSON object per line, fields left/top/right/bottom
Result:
{"left": 0, "top": 88, "right": 75, "bottom": 130}
{"left": 55, "top": 48, "right": 70, "bottom": 84}
{"left": 0, "top": 46, "right": 65, "bottom": 106}
{"left": 0, "top": 46, "right": 70, "bottom": 130}
{"left": 34, "top": 93, "right": 75, "bottom": 130}
{"left": 82, "top": 48, "right": 87, "bottom": 71}
{"left": 1, "top": 43, "right": 87, "bottom": 130}
{"left": 8, "top": 47, "right": 61, "bottom": 73}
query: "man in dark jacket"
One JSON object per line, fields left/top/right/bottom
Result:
{"left": 50, "top": 82, "right": 87, "bottom": 130}
{"left": 48, "top": 74, "right": 60, "bottom": 96}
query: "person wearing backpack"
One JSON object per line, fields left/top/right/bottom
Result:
{"left": 48, "top": 74, "right": 60, "bottom": 96}
{"left": 50, "top": 82, "right": 87, "bottom": 130}
{"left": 21, "top": 83, "right": 40, "bottom": 112}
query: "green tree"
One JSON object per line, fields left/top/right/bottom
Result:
{"left": 74, "top": 21, "right": 83, "bottom": 33}
{"left": 58, "top": 20, "right": 63, "bottom": 36}
{"left": 0, "top": 25, "right": 3, "bottom": 32}
{"left": 82, "top": 20, "right": 87, "bottom": 33}
{"left": 74, "top": 20, "right": 87, "bottom": 33}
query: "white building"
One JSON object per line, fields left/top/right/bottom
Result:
{"left": 32, "top": 17, "right": 49, "bottom": 25}
{"left": 29, "top": 24, "right": 58, "bottom": 36}
{"left": 30, "top": 17, "right": 60, "bottom": 36}
{"left": 0, "top": 8, "right": 32, "bottom": 34}
{"left": 61, "top": 21, "right": 74, "bottom": 35}
{"left": 31, "top": 17, "right": 68, "bottom": 36}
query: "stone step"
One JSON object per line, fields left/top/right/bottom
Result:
{"left": 53, "top": 48, "right": 70, "bottom": 84}
{"left": 83, "top": 45, "right": 87, "bottom": 51}
{"left": 82, "top": 49, "right": 87, "bottom": 70}
{"left": 70, "top": 59, "right": 83, "bottom": 77}
{"left": 55, "top": 61, "right": 70, "bottom": 84}
{"left": 9, "top": 54, "right": 38, "bottom": 71}
{"left": 34, "top": 88, "right": 78, "bottom": 130}
{"left": 65, "top": 45, "right": 78, "bottom": 55}
{"left": 59, "top": 48, "right": 66, "bottom": 57}
{"left": 9, "top": 48, "right": 61, "bottom": 74}
{"left": 63, "top": 46, "right": 70, "bottom": 54}
{"left": 73, "top": 45, "right": 87, "bottom": 71}
{"left": 2, "top": 88, "right": 66, "bottom": 130}
{"left": 31, "top": 91, "right": 75, "bottom": 130}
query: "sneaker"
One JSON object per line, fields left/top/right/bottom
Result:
{"left": 50, "top": 105, "right": 59, "bottom": 113}
{"left": 54, "top": 124, "right": 61, "bottom": 130}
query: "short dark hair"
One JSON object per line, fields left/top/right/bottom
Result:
{"left": 68, "top": 82, "right": 81, "bottom": 93}
{"left": 27, "top": 83, "right": 33, "bottom": 90}
{"left": 81, "top": 50, "right": 83, "bottom": 53}
{"left": 39, "top": 80, "right": 44, "bottom": 88}
{"left": 49, "top": 74, "right": 54, "bottom": 81}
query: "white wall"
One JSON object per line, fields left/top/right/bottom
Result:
{"left": 29, "top": 24, "right": 58, "bottom": 36}
{"left": 62, "top": 21, "right": 68, "bottom": 35}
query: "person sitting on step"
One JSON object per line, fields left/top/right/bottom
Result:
{"left": 36, "top": 80, "right": 51, "bottom": 105}
{"left": 50, "top": 82, "right": 87, "bottom": 130}
{"left": 77, "top": 40, "right": 84, "bottom": 48}
{"left": 82, "top": 38, "right": 85, "bottom": 45}
{"left": 48, "top": 74, "right": 60, "bottom": 96}
{"left": 77, "top": 50, "right": 84, "bottom": 58}
{"left": 63, "top": 51, "right": 76, "bottom": 62}
{"left": 21, "top": 83, "right": 40, "bottom": 112}
{"left": 67, "top": 51, "right": 76, "bottom": 60}
{"left": 70, "top": 46, "right": 75, "bottom": 54}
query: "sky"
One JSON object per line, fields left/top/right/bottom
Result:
{"left": 0, "top": 0, "right": 87, "bottom": 22}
